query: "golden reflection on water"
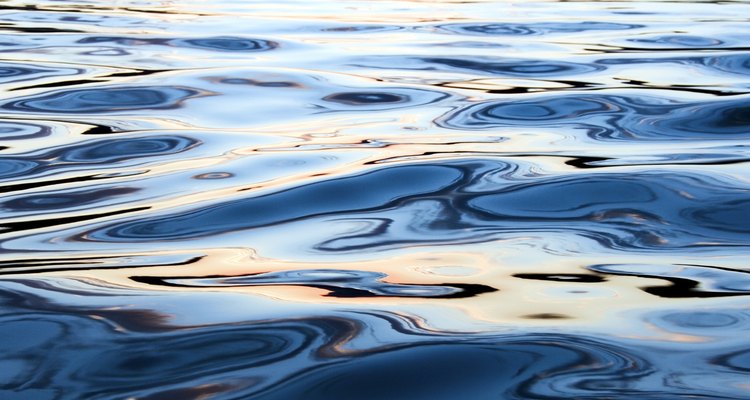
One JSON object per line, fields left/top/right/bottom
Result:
{"left": 32, "top": 243, "right": 743, "bottom": 341}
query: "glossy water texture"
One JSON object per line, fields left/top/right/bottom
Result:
{"left": 2, "top": 0, "right": 750, "bottom": 399}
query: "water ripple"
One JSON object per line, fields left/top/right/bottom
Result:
{"left": 131, "top": 269, "right": 497, "bottom": 299}
{"left": 0, "top": 61, "right": 80, "bottom": 83}
{"left": 435, "top": 21, "right": 644, "bottom": 36}
{"left": 68, "top": 159, "right": 750, "bottom": 253}
{"left": 56, "top": 135, "right": 199, "bottom": 163}
{"left": 588, "top": 264, "right": 750, "bottom": 298}
{"left": 2, "top": 187, "right": 139, "bottom": 212}
{"left": 86, "top": 163, "right": 464, "bottom": 241}
{"left": 0, "top": 121, "right": 51, "bottom": 140}
{"left": 418, "top": 57, "right": 603, "bottom": 77}
{"left": 2, "top": 135, "right": 199, "bottom": 178}
{"left": 439, "top": 94, "right": 750, "bottom": 140}
{"left": 628, "top": 35, "right": 728, "bottom": 48}
{"left": 321, "top": 88, "right": 448, "bottom": 110}
{"left": 2, "top": 85, "right": 204, "bottom": 114}
{"left": 597, "top": 54, "right": 750, "bottom": 76}
{"left": 78, "top": 36, "right": 279, "bottom": 52}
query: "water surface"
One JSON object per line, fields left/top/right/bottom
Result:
{"left": 2, "top": 0, "right": 750, "bottom": 399}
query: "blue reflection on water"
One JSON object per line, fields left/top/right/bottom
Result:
{"left": 3, "top": 279, "right": 750, "bottom": 399}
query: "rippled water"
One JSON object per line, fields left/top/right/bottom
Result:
{"left": 2, "top": 0, "right": 750, "bottom": 398}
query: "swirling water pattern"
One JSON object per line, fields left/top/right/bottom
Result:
{"left": 1, "top": 0, "right": 750, "bottom": 399}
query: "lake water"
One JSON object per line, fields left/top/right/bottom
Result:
{"left": 2, "top": 0, "right": 750, "bottom": 398}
